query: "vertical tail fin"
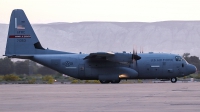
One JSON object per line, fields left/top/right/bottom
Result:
{"left": 5, "top": 9, "right": 45, "bottom": 56}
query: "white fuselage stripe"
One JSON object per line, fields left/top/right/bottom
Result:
{"left": 151, "top": 65, "right": 160, "bottom": 68}
{"left": 65, "top": 67, "right": 77, "bottom": 69}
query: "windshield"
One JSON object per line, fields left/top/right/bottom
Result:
{"left": 175, "top": 56, "right": 188, "bottom": 64}
{"left": 182, "top": 58, "right": 189, "bottom": 64}
{"left": 175, "top": 56, "right": 182, "bottom": 61}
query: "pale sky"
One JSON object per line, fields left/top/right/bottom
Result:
{"left": 0, "top": 0, "right": 200, "bottom": 24}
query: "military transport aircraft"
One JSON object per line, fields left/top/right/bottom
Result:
{"left": 4, "top": 9, "right": 197, "bottom": 83}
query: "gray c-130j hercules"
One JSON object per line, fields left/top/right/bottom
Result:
{"left": 4, "top": 9, "right": 196, "bottom": 83}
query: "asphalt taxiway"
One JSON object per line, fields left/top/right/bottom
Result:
{"left": 0, "top": 83, "right": 200, "bottom": 112}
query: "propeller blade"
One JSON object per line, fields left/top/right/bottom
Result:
{"left": 142, "top": 47, "right": 144, "bottom": 53}
{"left": 133, "top": 46, "right": 136, "bottom": 55}
{"left": 132, "top": 45, "right": 135, "bottom": 60}
{"left": 135, "top": 46, "right": 137, "bottom": 54}
{"left": 131, "top": 45, "right": 141, "bottom": 67}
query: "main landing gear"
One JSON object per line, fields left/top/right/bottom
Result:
{"left": 170, "top": 77, "right": 177, "bottom": 83}
{"left": 99, "top": 80, "right": 121, "bottom": 84}
{"left": 99, "top": 80, "right": 110, "bottom": 84}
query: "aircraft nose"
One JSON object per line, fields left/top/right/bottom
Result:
{"left": 187, "top": 64, "right": 197, "bottom": 74}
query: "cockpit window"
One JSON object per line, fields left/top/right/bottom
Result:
{"left": 175, "top": 56, "right": 182, "bottom": 61}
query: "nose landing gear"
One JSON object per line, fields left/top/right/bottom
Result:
{"left": 171, "top": 77, "right": 177, "bottom": 83}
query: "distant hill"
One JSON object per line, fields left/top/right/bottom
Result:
{"left": 0, "top": 21, "right": 200, "bottom": 57}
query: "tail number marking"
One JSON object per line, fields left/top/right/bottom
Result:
{"left": 17, "top": 39, "right": 26, "bottom": 42}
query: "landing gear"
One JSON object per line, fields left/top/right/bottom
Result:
{"left": 99, "top": 80, "right": 110, "bottom": 84}
{"left": 111, "top": 79, "right": 121, "bottom": 84}
{"left": 99, "top": 79, "right": 121, "bottom": 84}
{"left": 171, "top": 77, "right": 177, "bottom": 83}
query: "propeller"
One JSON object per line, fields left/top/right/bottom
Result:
{"left": 132, "top": 46, "right": 141, "bottom": 60}
{"left": 132, "top": 46, "right": 141, "bottom": 65}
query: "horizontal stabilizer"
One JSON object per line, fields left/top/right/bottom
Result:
{"left": 4, "top": 54, "right": 33, "bottom": 59}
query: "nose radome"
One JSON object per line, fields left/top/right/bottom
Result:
{"left": 188, "top": 64, "right": 197, "bottom": 74}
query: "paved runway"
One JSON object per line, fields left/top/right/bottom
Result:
{"left": 0, "top": 83, "right": 200, "bottom": 112}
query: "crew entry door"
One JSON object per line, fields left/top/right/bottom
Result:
{"left": 78, "top": 64, "right": 85, "bottom": 78}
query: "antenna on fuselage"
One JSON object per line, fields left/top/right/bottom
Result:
{"left": 142, "top": 47, "right": 144, "bottom": 53}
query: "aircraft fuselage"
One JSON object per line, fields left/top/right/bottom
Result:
{"left": 31, "top": 52, "right": 196, "bottom": 82}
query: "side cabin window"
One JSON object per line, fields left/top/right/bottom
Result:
{"left": 175, "top": 56, "right": 182, "bottom": 61}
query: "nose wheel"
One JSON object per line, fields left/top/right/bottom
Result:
{"left": 171, "top": 77, "right": 177, "bottom": 83}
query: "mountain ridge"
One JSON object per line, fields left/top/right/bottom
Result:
{"left": 0, "top": 21, "right": 200, "bottom": 57}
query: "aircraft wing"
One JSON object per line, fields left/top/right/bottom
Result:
{"left": 84, "top": 52, "right": 132, "bottom": 64}
{"left": 84, "top": 52, "right": 115, "bottom": 60}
